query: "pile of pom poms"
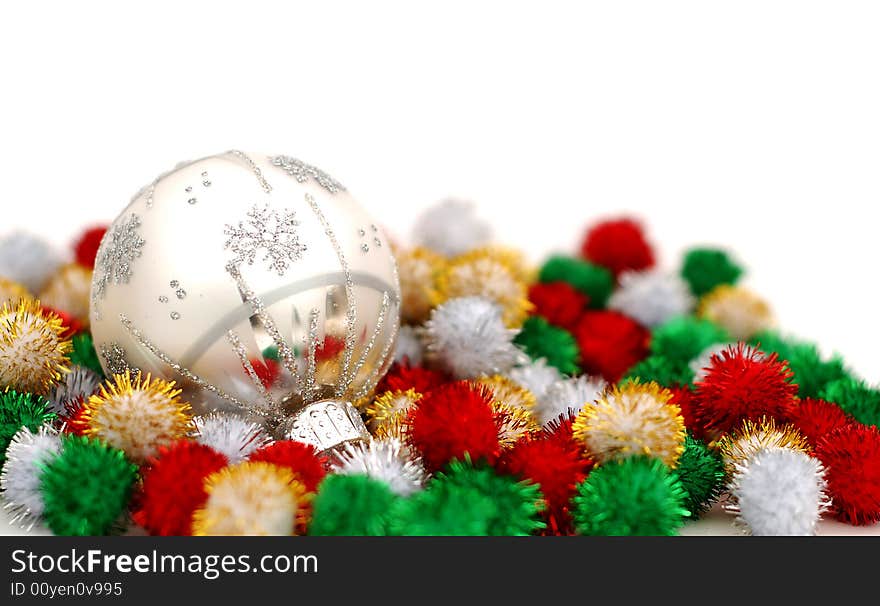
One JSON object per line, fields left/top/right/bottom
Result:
{"left": 1, "top": 203, "right": 879, "bottom": 536}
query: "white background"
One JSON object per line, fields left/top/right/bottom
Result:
{"left": 1, "top": 1, "right": 878, "bottom": 535}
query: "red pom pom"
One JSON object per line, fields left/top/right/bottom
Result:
{"left": 62, "top": 403, "right": 90, "bottom": 436}
{"left": 787, "top": 398, "right": 852, "bottom": 447}
{"left": 248, "top": 357, "right": 281, "bottom": 389}
{"left": 73, "top": 226, "right": 108, "bottom": 269}
{"left": 815, "top": 424, "right": 880, "bottom": 525}
{"left": 528, "top": 281, "right": 589, "bottom": 330}
{"left": 133, "top": 441, "right": 228, "bottom": 535}
{"left": 41, "top": 305, "right": 82, "bottom": 339}
{"left": 376, "top": 362, "right": 446, "bottom": 395}
{"left": 574, "top": 310, "right": 650, "bottom": 382}
{"left": 580, "top": 217, "right": 655, "bottom": 278}
{"left": 498, "top": 418, "right": 593, "bottom": 535}
{"left": 409, "top": 381, "right": 500, "bottom": 472}
{"left": 668, "top": 385, "right": 709, "bottom": 440}
{"left": 315, "top": 336, "right": 346, "bottom": 362}
{"left": 248, "top": 440, "right": 328, "bottom": 492}
{"left": 694, "top": 344, "right": 797, "bottom": 434}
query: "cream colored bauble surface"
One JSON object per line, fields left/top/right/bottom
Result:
{"left": 89, "top": 150, "right": 400, "bottom": 450}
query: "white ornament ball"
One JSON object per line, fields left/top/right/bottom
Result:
{"left": 89, "top": 151, "right": 400, "bottom": 434}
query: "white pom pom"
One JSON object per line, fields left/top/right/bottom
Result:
{"left": 411, "top": 198, "right": 491, "bottom": 256}
{"left": 608, "top": 270, "right": 695, "bottom": 328}
{"left": 46, "top": 366, "right": 102, "bottom": 416}
{"left": 1, "top": 426, "right": 61, "bottom": 528}
{"left": 193, "top": 413, "right": 273, "bottom": 464}
{"left": 332, "top": 438, "right": 428, "bottom": 497}
{"left": 726, "top": 447, "right": 830, "bottom": 536}
{"left": 536, "top": 374, "right": 607, "bottom": 426}
{"left": 689, "top": 342, "right": 732, "bottom": 383}
{"left": 423, "top": 296, "right": 525, "bottom": 379}
{"left": 393, "top": 325, "right": 424, "bottom": 366}
{"left": 507, "top": 358, "right": 562, "bottom": 403}
{"left": 0, "top": 232, "right": 63, "bottom": 293}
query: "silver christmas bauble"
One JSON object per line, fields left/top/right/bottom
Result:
{"left": 89, "top": 151, "right": 400, "bottom": 450}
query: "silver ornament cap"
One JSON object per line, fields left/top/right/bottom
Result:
{"left": 89, "top": 150, "right": 400, "bottom": 450}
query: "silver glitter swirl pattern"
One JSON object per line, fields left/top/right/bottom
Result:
{"left": 225, "top": 330, "right": 277, "bottom": 411}
{"left": 269, "top": 155, "right": 345, "bottom": 194}
{"left": 345, "top": 290, "right": 390, "bottom": 391}
{"left": 303, "top": 308, "right": 320, "bottom": 400}
{"left": 228, "top": 149, "right": 273, "bottom": 193}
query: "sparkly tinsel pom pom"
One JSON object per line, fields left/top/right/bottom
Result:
{"left": 680, "top": 247, "right": 742, "bottom": 297}
{"left": 411, "top": 198, "right": 491, "bottom": 257}
{"left": 38, "top": 263, "right": 93, "bottom": 328}
{"left": 134, "top": 440, "right": 228, "bottom": 536}
{"left": 396, "top": 247, "right": 445, "bottom": 324}
{"left": 248, "top": 440, "right": 328, "bottom": 492}
{"left": 695, "top": 344, "right": 798, "bottom": 434}
{"left": 408, "top": 381, "right": 501, "bottom": 472}
{"left": 423, "top": 296, "right": 523, "bottom": 379}
{"left": 0, "top": 390, "right": 56, "bottom": 465}
{"left": 572, "top": 456, "right": 689, "bottom": 536}
{"left": 0, "top": 426, "right": 61, "bottom": 527}
{"left": 0, "top": 277, "right": 31, "bottom": 308}
{"left": 475, "top": 374, "right": 537, "bottom": 412}
{"left": 535, "top": 374, "right": 607, "bottom": 427}
{"left": 193, "top": 412, "right": 273, "bottom": 464}
{"left": 786, "top": 398, "right": 852, "bottom": 447}
{"left": 726, "top": 447, "right": 829, "bottom": 536}
{"left": 514, "top": 316, "right": 580, "bottom": 375}
{"left": 81, "top": 372, "right": 193, "bottom": 463}
{"left": 191, "top": 461, "right": 308, "bottom": 536}
{"left": 674, "top": 434, "right": 725, "bottom": 518}
{"left": 820, "top": 377, "right": 880, "bottom": 429}
{"left": 574, "top": 310, "right": 650, "bottom": 382}
{"left": 580, "top": 217, "right": 655, "bottom": 278}
{"left": 0, "top": 299, "right": 72, "bottom": 395}
{"left": 39, "top": 435, "right": 137, "bottom": 536}
{"left": 751, "top": 330, "right": 850, "bottom": 399}
{"left": 815, "top": 424, "right": 880, "bottom": 525}
{"left": 539, "top": 256, "right": 613, "bottom": 309}
{"left": 698, "top": 284, "right": 773, "bottom": 341}
{"left": 46, "top": 365, "right": 102, "bottom": 417}
{"left": 625, "top": 355, "right": 695, "bottom": 389}
{"left": 650, "top": 316, "right": 729, "bottom": 364}
{"left": 376, "top": 362, "right": 446, "bottom": 396}
{"left": 573, "top": 380, "right": 686, "bottom": 467}
{"left": 393, "top": 325, "right": 424, "bottom": 366}
{"left": 309, "top": 474, "right": 400, "bottom": 536}
{"left": 717, "top": 418, "right": 810, "bottom": 476}
{"left": 332, "top": 438, "right": 427, "bottom": 497}
{"left": 506, "top": 358, "right": 562, "bottom": 404}
{"left": 0, "top": 232, "right": 62, "bottom": 293}
{"left": 608, "top": 270, "right": 694, "bottom": 328}
{"left": 390, "top": 458, "right": 544, "bottom": 536}
{"left": 72, "top": 226, "right": 108, "bottom": 269}
{"left": 527, "top": 281, "right": 589, "bottom": 331}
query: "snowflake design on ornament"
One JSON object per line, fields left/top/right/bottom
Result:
{"left": 224, "top": 204, "right": 307, "bottom": 276}
{"left": 92, "top": 214, "right": 146, "bottom": 301}
{"left": 269, "top": 155, "right": 346, "bottom": 194}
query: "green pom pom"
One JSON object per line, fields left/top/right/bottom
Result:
{"left": 0, "top": 390, "right": 56, "bottom": 466}
{"left": 261, "top": 345, "right": 280, "bottom": 361}
{"left": 751, "top": 330, "right": 850, "bottom": 399}
{"left": 309, "top": 474, "right": 399, "bottom": 536}
{"left": 624, "top": 354, "right": 694, "bottom": 388}
{"left": 650, "top": 316, "right": 729, "bottom": 364}
{"left": 681, "top": 247, "right": 743, "bottom": 297}
{"left": 572, "top": 456, "right": 689, "bottom": 536}
{"left": 538, "top": 256, "right": 613, "bottom": 308}
{"left": 821, "top": 377, "right": 880, "bottom": 428}
{"left": 674, "top": 435, "right": 725, "bottom": 518}
{"left": 514, "top": 316, "right": 580, "bottom": 375}
{"left": 39, "top": 435, "right": 137, "bottom": 536}
{"left": 69, "top": 333, "right": 104, "bottom": 377}
{"left": 390, "top": 459, "right": 544, "bottom": 536}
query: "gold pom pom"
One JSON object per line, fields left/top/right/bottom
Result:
{"left": 192, "top": 462, "right": 309, "bottom": 536}
{"left": 397, "top": 247, "right": 445, "bottom": 324}
{"left": 366, "top": 389, "right": 422, "bottom": 435}
{"left": 698, "top": 284, "right": 773, "bottom": 340}
{"left": 433, "top": 248, "right": 532, "bottom": 328}
{"left": 0, "top": 278, "right": 32, "bottom": 307}
{"left": 493, "top": 401, "right": 539, "bottom": 447}
{"left": 475, "top": 375, "right": 537, "bottom": 412}
{"left": 0, "top": 299, "right": 71, "bottom": 394}
{"left": 573, "top": 380, "right": 686, "bottom": 467}
{"left": 82, "top": 372, "right": 193, "bottom": 463}
{"left": 38, "top": 263, "right": 93, "bottom": 327}
{"left": 716, "top": 417, "right": 810, "bottom": 476}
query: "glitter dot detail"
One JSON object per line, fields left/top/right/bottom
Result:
{"left": 170, "top": 312, "right": 181, "bottom": 320}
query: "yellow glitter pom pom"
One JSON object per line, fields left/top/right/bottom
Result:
{"left": 397, "top": 247, "right": 445, "bottom": 324}
{"left": 82, "top": 372, "right": 193, "bottom": 463}
{"left": 493, "top": 402, "right": 539, "bottom": 447}
{"left": 0, "top": 277, "right": 32, "bottom": 307}
{"left": 192, "top": 461, "right": 309, "bottom": 536}
{"left": 698, "top": 284, "right": 773, "bottom": 341}
{"left": 476, "top": 375, "right": 537, "bottom": 412}
{"left": 38, "top": 263, "right": 93, "bottom": 327}
{"left": 573, "top": 380, "right": 686, "bottom": 467}
{"left": 433, "top": 248, "right": 532, "bottom": 328}
{"left": 716, "top": 417, "right": 810, "bottom": 476}
{"left": 0, "top": 299, "right": 71, "bottom": 395}
{"left": 366, "top": 389, "right": 422, "bottom": 435}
